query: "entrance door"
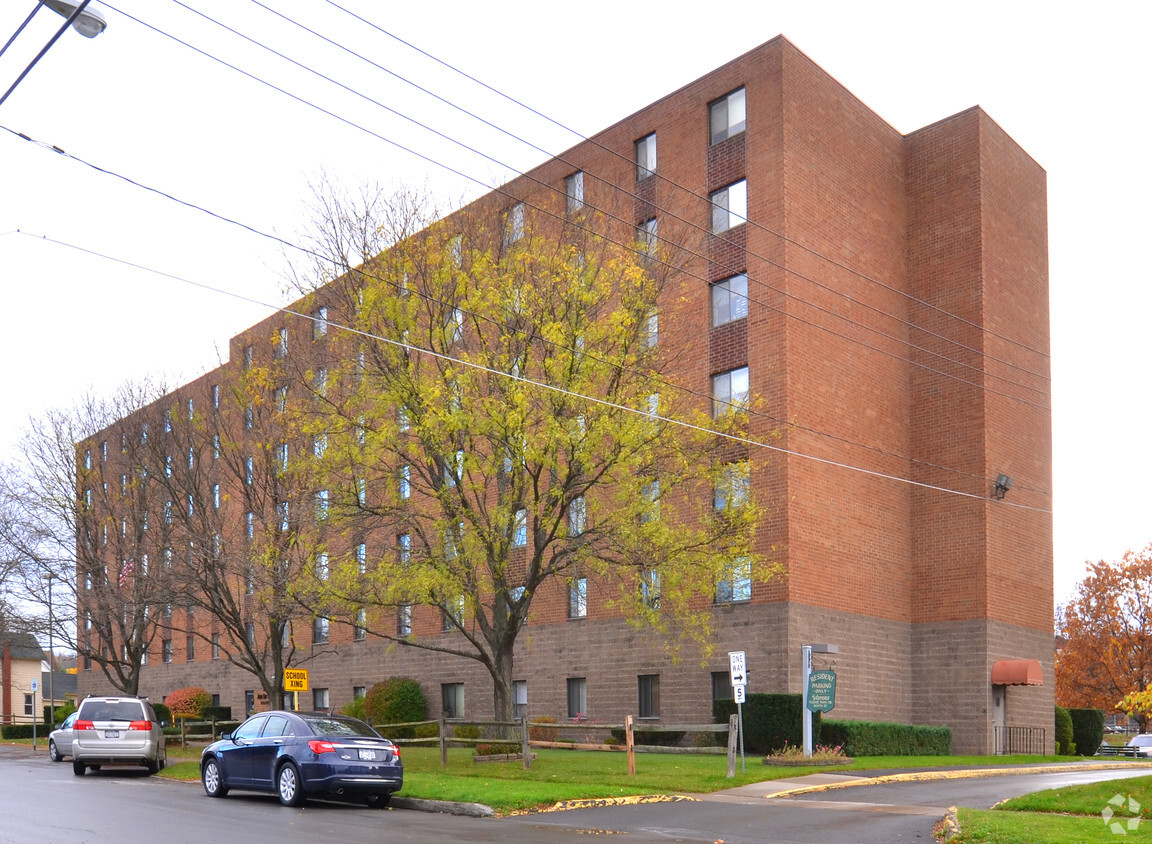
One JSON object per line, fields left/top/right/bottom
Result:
{"left": 992, "top": 685, "right": 1006, "bottom": 752}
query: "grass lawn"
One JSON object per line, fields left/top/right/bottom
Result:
{"left": 948, "top": 776, "right": 1152, "bottom": 842}
{"left": 150, "top": 744, "right": 1091, "bottom": 815}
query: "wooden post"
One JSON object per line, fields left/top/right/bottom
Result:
{"left": 180, "top": 718, "right": 186, "bottom": 749}
{"left": 439, "top": 716, "right": 448, "bottom": 767}
{"left": 625, "top": 714, "right": 636, "bottom": 776}
{"left": 726, "top": 714, "right": 739, "bottom": 778}
{"left": 521, "top": 715, "right": 531, "bottom": 770}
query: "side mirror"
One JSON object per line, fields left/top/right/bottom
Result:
{"left": 221, "top": 733, "right": 233, "bottom": 742}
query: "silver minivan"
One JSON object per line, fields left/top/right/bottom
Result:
{"left": 72, "top": 696, "right": 167, "bottom": 775}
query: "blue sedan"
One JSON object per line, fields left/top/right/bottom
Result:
{"left": 200, "top": 711, "right": 402, "bottom": 807}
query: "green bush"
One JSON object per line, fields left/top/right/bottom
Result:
{"left": 714, "top": 694, "right": 815, "bottom": 755}
{"left": 1068, "top": 708, "right": 1105, "bottom": 756}
{"left": 341, "top": 696, "right": 367, "bottom": 721}
{"left": 1055, "top": 706, "right": 1075, "bottom": 755}
{"left": 819, "top": 719, "right": 951, "bottom": 756}
{"left": 453, "top": 724, "right": 481, "bottom": 740}
{"left": 151, "top": 702, "right": 171, "bottom": 727}
{"left": 364, "top": 677, "right": 427, "bottom": 726}
{"left": 53, "top": 703, "right": 77, "bottom": 724}
{"left": 475, "top": 742, "right": 519, "bottom": 756}
{"left": 200, "top": 705, "right": 232, "bottom": 721}
{"left": 609, "top": 728, "right": 686, "bottom": 746}
{"left": 1, "top": 725, "right": 41, "bottom": 739}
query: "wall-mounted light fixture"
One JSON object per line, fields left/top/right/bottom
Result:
{"left": 992, "top": 473, "right": 1013, "bottom": 500}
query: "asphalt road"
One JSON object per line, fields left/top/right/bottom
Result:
{"left": 2, "top": 746, "right": 1149, "bottom": 844}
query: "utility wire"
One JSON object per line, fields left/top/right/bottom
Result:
{"left": 14, "top": 229, "right": 1053, "bottom": 514}
{"left": 323, "top": 0, "right": 1050, "bottom": 367}
{"left": 104, "top": 3, "right": 1050, "bottom": 411}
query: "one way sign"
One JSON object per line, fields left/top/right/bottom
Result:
{"left": 729, "top": 651, "right": 747, "bottom": 687}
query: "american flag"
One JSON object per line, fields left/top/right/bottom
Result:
{"left": 119, "top": 558, "right": 134, "bottom": 588}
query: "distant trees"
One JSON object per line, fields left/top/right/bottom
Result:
{"left": 1056, "top": 546, "right": 1152, "bottom": 729}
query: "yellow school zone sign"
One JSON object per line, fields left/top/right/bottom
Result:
{"left": 284, "top": 668, "right": 309, "bottom": 692}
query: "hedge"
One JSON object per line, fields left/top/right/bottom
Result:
{"left": 200, "top": 705, "right": 232, "bottom": 721}
{"left": 608, "top": 728, "right": 686, "bottom": 746}
{"left": 714, "top": 693, "right": 814, "bottom": 755}
{"left": 818, "top": 719, "right": 951, "bottom": 756}
{"left": 1068, "top": 708, "right": 1105, "bottom": 757}
{"left": 1055, "top": 706, "right": 1075, "bottom": 755}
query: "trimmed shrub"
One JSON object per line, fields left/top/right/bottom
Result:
{"left": 819, "top": 719, "right": 951, "bottom": 756}
{"left": 529, "top": 716, "right": 558, "bottom": 742}
{"left": 341, "top": 696, "right": 367, "bottom": 721}
{"left": 1069, "top": 708, "right": 1105, "bottom": 757}
{"left": 200, "top": 705, "right": 232, "bottom": 721}
{"left": 364, "top": 677, "right": 427, "bottom": 726}
{"left": 475, "top": 742, "right": 519, "bottom": 756}
{"left": 609, "top": 728, "right": 686, "bottom": 746}
{"left": 166, "top": 687, "right": 210, "bottom": 720}
{"left": 151, "top": 703, "right": 171, "bottom": 727}
{"left": 1, "top": 725, "right": 41, "bottom": 739}
{"left": 714, "top": 694, "right": 815, "bottom": 755}
{"left": 1055, "top": 706, "right": 1075, "bottom": 755}
{"left": 453, "top": 724, "right": 481, "bottom": 740}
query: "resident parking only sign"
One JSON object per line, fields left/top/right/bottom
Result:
{"left": 806, "top": 669, "right": 836, "bottom": 712}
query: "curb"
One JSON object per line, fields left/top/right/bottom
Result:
{"left": 391, "top": 796, "right": 495, "bottom": 817}
{"left": 765, "top": 762, "right": 1152, "bottom": 799}
{"left": 937, "top": 806, "right": 961, "bottom": 841}
{"left": 537, "top": 794, "right": 696, "bottom": 814}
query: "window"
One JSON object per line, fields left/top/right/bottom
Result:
{"left": 275, "top": 386, "right": 287, "bottom": 413}
{"left": 716, "top": 557, "right": 752, "bottom": 603}
{"left": 644, "top": 311, "right": 658, "bottom": 348}
{"left": 315, "top": 489, "right": 329, "bottom": 521}
{"left": 398, "top": 533, "right": 411, "bottom": 564}
{"left": 24, "top": 693, "right": 34, "bottom": 717}
{"left": 513, "top": 508, "right": 528, "bottom": 547}
{"left": 712, "top": 366, "right": 750, "bottom": 416}
{"left": 399, "top": 465, "right": 411, "bottom": 500}
{"left": 356, "top": 542, "right": 367, "bottom": 574}
{"left": 640, "top": 480, "right": 660, "bottom": 523}
{"left": 165, "top": 454, "right": 172, "bottom": 477}
{"left": 638, "top": 674, "right": 660, "bottom": 718}
{"left": 568, "top": 577, "right": 587, "bottom": 619}
{"left": 712, "top": 671, "right": 735, "bottom": 701}
{"left": 187, "top": 494, "right": 194, "bottom": 516}
{"left": 356, "top": 476, "right": 366, "bottom": 506}
{"left": 398, "top": 604, "right": 412, "bottom": 637}
{"left": 639, "top": 217, "right": 658, "bottom": 258}
{"left": 641, "top": 569, "right": 660, "bottom": 609}
{"left": 397, "top": 406, "right": 410, "bottom": 432}
{"left": 442, "top": 683, "right": 464, "bottom": 719}
{"left": 315, "top": 367, "right": 328, "bottom": 397}
{"left": 443, "top": 595, "right": 464, "bottom": 630}
{"left": 212, "top": 634, "right": 221, "bottom": 660}
{"left": 712, "top": 274, "right": 748, "bottom": 326}
{"left": 513, "top": 680, "right": 528, "bottom": 720}
{"left": 312, "top": 616, "right": 330, "bottom": 644}
{"left": 245, "top": 567, "right": 255, "bottom": 595}
{"left": 162, "top": 639, "right": 172, "bottom": 663}
{"left": 245, "top": 622, "right": 255, "bottom": 647}
{"left": 186, "top": 636, "right": 195, "bottom": 662}
{"left": 245, "top": 456, "right": 254, "bottom": 485}
{"left": 276, "top": 443, "right": 288, "bottom": 473}
{"left": 566, "top": 677, "right": 587, "bottom": 719}
{"left": 504, "top": 201, "right": 525, "bottom": 247}
{"left": 354, "top": 608, "right": 367, "bottom": 640}
{"left": 312, "top": 306, "right": 328, "bottom": 340}
{"left": 275, "top": 327, "right": 288, "bottom": 358}
{"left": 84, "top": 448, "right": 91, "bottom": 470}
{"left": 213, "top": 433, "right": 220, "bottom": 459}
{"left": 313, "top": 688, "right": 330, "bottom": 710}
{"left": 646, "top": 393, "right": 659, "bottom": 417}
{"left": 568, "top": 496, "right": 586, "bottom": 536}
{"left": 315, "top": 552, "right": 328, "bottom": 581}
{"left": 313, "top": 433, "right": 327, "bottom": 459}
{"left": 278, "top": 501, "right": 289, "bottom": 532}
{"left": 213, "top": 483, "right": 220, "bottom": 510}
{"left": 212, "top": 384, "right": 220, "bottom": 409}
{"left": 101, "top": 440, "right": 107, "bottom": 462}
{"left": 246, "top": 511, "right": 254, "bottom": 539}
{"left": 714, "top": 461, "right": 751, "bottom": 510}
{"left": 709, "top": 87, "right": 746, "bottom": 145}
{"left": 353, "top": 686, "right": 366, "bottom": 700}
{"left": 565, "top": 171, "right": 584, "bottom": 214}
{"left": 635, "top": 132, "right": 656, "bottom": 180}
{"left": 450, "top": 234, "right": 463, "bottom": 268}
{"left": 446, "top": 308, "right": 464, "bottom": 344}
{"left": 244, "top": 404, "right": 254, "bottom": 429}
{"left": 711, "top": 180, "right": 748, "bottom": 234}
{"left": 243, "top": 345, "right": 254, "bottom": 369}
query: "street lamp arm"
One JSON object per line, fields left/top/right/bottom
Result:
{"left": 0, "top": 0, "right": 107, "bottom": 109}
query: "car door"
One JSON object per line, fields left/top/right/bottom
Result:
{"left": 219, "top": 715, "right": 268, "bottom": 787}
{"left": 57, "top": 712, "right": 78, "bottom": 755}
{"left": 248, "top": 714, "right": 292, "bottom": 789}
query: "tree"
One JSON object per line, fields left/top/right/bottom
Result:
{"left": 1056, "top": 546, "right": 1152, "bottom": 729}
{"left": 0, "top": 382, "right": 175, "bottom": 694}
{"left": 290, "top": 188, "right": 767, "bottom": 723}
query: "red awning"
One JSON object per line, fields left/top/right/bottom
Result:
{"left": 991, "top": 659, "right": 1043, "bottom": 686}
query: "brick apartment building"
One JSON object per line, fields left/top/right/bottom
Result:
{"left": 77, "top": 36, "right": 1051, "bottom": 754}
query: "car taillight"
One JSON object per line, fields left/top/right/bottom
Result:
{"left": 74, "top": 720, "right": 95, "bottom": 731}
{"left": 128, "top": 721, "right": 151, "bottom": 731}
{"left": 391, "top": 746, "right": 400, "bottom": 758}
{"left": 308, "top": 740, "right": 336, "bottom": 754}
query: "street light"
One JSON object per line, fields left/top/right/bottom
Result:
{"left": 0, "top": 1, "right": 108, "bottom": 108}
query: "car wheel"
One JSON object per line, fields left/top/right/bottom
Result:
{"left": 277, "top": 762, "right": 305, "bottom": 807}
{"left": 72, "top": 760, "right": 85, "bottom": 776}
{"left": 146, "top": 758, "right": 159, "bottom": 775}
{"left": 49, "top": 740, "right": 62, "bottom": 762}
{"left": 365, "top": 792, "right": 392, "bottom": 809}
{"left": 158, "top": 749, "right": 166, "bottom": 771}
{"left": 202, "top": 758, "right": 228, "bottom": 798}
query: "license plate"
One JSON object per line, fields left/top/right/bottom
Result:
{"left": 104, "top": 730, "right": 120, "bottom": 739}
{"left": 357, "top": 749, "right": 376, "bottom": 761}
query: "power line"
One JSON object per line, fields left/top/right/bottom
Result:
{"left": 13, "top": 230, "right": 1053, "bottom": 514}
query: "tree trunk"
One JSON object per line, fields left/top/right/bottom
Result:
{"left": 491, "top": 645, "right": 515, "bottom": 739}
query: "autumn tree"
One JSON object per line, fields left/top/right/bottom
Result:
{"left": 0, "top": 383, "right": 175, "bottom": 694}
{"left": 290, "top": 189, "right": 766, "bottom": 723}
{"left": 1056, "top": 546, "right": 1152, "bottom": 729}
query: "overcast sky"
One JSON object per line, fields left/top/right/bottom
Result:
{"left": 1, "top": 1, "right": 1148, "bottom": 608}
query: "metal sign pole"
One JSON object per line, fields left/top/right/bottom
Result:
{"left": 737, "top": 700, "right": 745, "bottom": 773}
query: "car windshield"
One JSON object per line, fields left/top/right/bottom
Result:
{"left": 81, "top": 701, "right": 144, "bottom": 721}
{"left": 300, "top": 715, "right": 381, "bottom": 738}
{"left": 1129, "top": 735, "right": 1152, "bottom": 746}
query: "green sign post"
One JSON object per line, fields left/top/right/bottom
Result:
{"left": 806, "top": 669, "right": 836, "bottom": 713}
